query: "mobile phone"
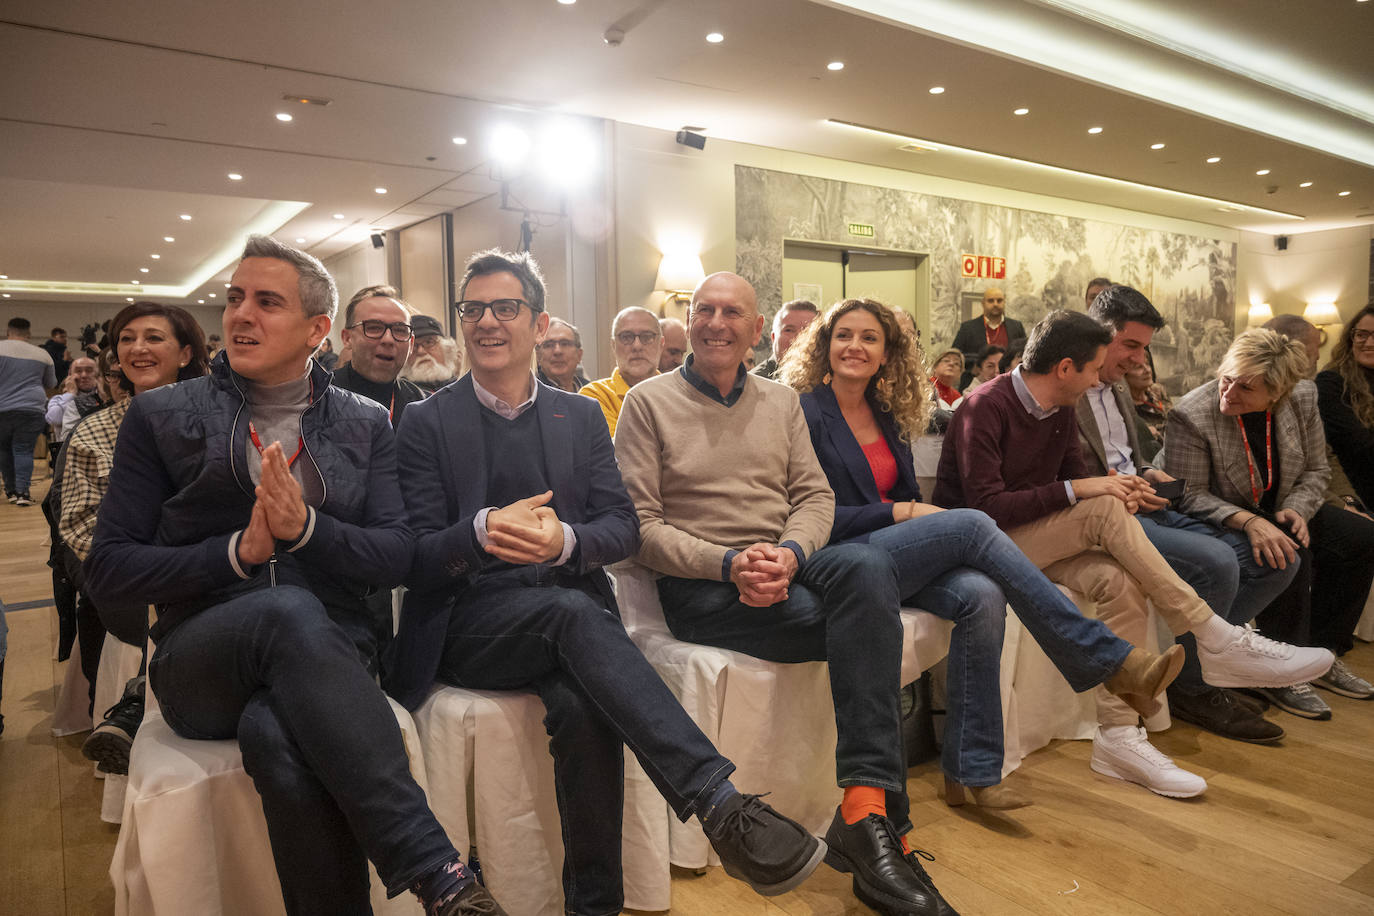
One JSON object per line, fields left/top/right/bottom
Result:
{"left": 1152, "top": 478, "right": 1185, "bottom": 500}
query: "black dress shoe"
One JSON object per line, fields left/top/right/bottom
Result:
{"left": 823, "top": 807, "right": 951, "bottom": 916}
{"left": 905, "top": 849, "right": 960, "bottom": 916}
{"left": 1167, "top": 686, "right": 1284, "bottom": 744}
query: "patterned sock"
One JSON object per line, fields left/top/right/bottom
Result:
{"left": 696, "top": 778, "right": 740, "bottom": 828}
{"left": 412, "top": 856, "right": 474, "bottom": 916}
{"left": 841, "top": 785, "right": 887, "bottom": 824}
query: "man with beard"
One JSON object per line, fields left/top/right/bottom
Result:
{"left": 403, "top": 315, "right": 463, "bottom": 395}
{"left": 332, "top": 284, "right": 425, "bottom": 427}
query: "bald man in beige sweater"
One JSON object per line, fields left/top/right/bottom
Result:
{"left": 615, "top": 272, "right": 956, "bottom": 916}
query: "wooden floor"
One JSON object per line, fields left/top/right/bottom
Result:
{"left": 3, "top": 474, "right": 1374, "bottom": 915}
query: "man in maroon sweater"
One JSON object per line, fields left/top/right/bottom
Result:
{"left": 933, "top": 310, "right": 1331, "bottom": 799}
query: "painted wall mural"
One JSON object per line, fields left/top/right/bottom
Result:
{"left": 735, "top": 166, "right": 1237, "bottom": 395}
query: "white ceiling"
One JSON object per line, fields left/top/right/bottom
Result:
{"left": 0, "top": 0, "right": 1370, "bottom": 305}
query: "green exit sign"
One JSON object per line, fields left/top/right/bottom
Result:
{"left": 847, "top": 222, "right": 875, "bottom": 238}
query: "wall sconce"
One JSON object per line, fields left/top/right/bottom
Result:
{"left": 654, "top": 251, "right": 705, "bottom": 317}
{"left": 1247, "top": 302, "right": 1274, "bottom": 326}
{"left": 1303, "top": 301, "right": 1341, "bottom": 347}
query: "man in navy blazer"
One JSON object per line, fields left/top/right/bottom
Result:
{"left": 389, "top": 249, "right": 825, "bottom": 915}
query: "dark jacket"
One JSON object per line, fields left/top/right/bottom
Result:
{"left": 1316, "top": 368, "right": 1374, "bottom": 509}
{"left": 951, "top": 316, "right": 1026, "bottom": 387}
{"left": 84, "top": 353, "right": 413, "bottom": 639}
{"left": 800, "top": 384, "right": 920, "bottom": 543}
{"left": 386, "top": 375, "right": 639, "bottom": 709}
{"left": 331, "top": 362, "right": 426, "bottom": 426}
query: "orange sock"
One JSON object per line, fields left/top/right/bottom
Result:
{"left": 840, "top": 785, "right": 887, "bottom": 824}
{"left": 900, "top": 834, "right": 912, "bottom": 855}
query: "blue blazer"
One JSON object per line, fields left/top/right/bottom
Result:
{"left": 799, "top": 384, "right": 921, "bottom": 543}
{"left": 384, "top": 375, "right": 639, "bottom": 709}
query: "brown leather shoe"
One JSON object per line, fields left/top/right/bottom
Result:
{"left": 943, "top": 776, "right": 1031, "bottom": 809}
{"left": 1104, "top": 645, "right": 1185, "bottom": 719}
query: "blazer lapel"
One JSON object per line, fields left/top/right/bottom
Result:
{"left": 442, "top": 376, "right": 489, "bottom": 516}
{"left": 1075, "top": 396, "right": 1109, "bottom": 471}
{"left": 1272, "top": 399, "right": 1303, "bottom": 504}
{"left": 536, "top": 386, "right": 577, "bottom": 521}
{"left": 817, "top": 385, "right": 882, "bottom": 503}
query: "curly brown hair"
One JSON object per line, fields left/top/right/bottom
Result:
{"left": 778, "top": 298, "right": 930, "bottom": 440}
{"left": 1324, "top": 303, "right": 1374, "bottom": 429}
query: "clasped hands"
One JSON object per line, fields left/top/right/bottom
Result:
{"left": 483, "top": 490, "right": 565, "bottom": 565}
{"left": 730, "top": 542, "right": 798, "bottom": 608}
{"left": 237, "top": 442, "right": 310, "bottom": 566}
{"left": 1073, "top": 468, "right": 1172, "bottom": 514}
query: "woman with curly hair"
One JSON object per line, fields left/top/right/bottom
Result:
{"left": 779, "top": 298, "right": 1182, "bottom": 809}
{"left": 1317, "top": 303, "right": 1374, "bottom": 511}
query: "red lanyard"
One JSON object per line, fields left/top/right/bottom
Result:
{"left": 1235, "top": 412, "right": 1273, "bottom": 506}
{"left": 248, "top": 382, "right": 314, "bottom": 469}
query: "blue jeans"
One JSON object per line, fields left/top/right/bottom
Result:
{"left": 0, "top": 409, "right": 45, "bottom": 495}
{"left": 1137, "top": 509, "right": 1297, "bottom": 695}
{"left": 436, "top": 567, "right": 735, "bottom": 916}
{"left": 864, "top": 509, "right": 1130, "bottom": 785}
{"left": 148, "top": 586, "right": 457, "bottom": 915}
{"left": 658, "top": 542, "right": 911, "bottom": 830}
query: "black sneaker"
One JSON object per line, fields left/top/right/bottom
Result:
{"left": 434, "top": 881, "right": 507, "bottom": 916}
{"left": 823, "top": 807, "right": 952, "bottom": 916}
{"left": 82, "top": 675, "right": 145, "bottom": 774}
{"left": 4, "top": 490, "right": 16, "bottom": 503}
{"left": 1167, "top": 686, "right": 1284, "bottom": 744}
{"left": 13, "top": 492, "right": 34, "bottom": 507}
{"left": 702, "top": 792, "right": 826, "bottom": 896}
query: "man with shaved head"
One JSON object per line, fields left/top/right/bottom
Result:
{"left": 333, "top": 284, "right": 425, "bottom": 426}
{"left": 616, "top": 272, "right": 958, "bottom": 916}
{"left": 952, "top": 286, "right": 1026, "bottom": 390}
{"left": 580, "top": 305, "right": 662, "bottom": 436}
{"left": 658, "top": 317, "right": 688, "bottom": 372}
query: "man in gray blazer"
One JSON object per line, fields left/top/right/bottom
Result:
{"left": 1079, "top": 287, "right": 1297, "bottom": 743}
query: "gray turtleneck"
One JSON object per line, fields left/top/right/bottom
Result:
{"left": 244, "top": 370, "right": 325, "bottom": 507}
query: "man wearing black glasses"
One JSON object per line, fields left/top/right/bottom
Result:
{"left": 333, "top": 284, "right": 425, "bottom": 426}
{"left": 580, "top": 306, "right": 662, "bottom": 437}
{"left": 388, "top": 248, "right": 826, "bottom": 915}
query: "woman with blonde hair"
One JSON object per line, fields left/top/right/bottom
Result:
{"left": 780, "top": 298, "right": 1182, "bottom": 809}
{"left": 1165, "top": 328, "right": 1374, "bottom": 717}
{"left": 1316, "top": 303, "right": 1374, "bottom": 511}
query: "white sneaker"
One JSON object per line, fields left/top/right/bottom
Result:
{"left": 1197, "top": 626, "right": 1334, "bottom": 689}
{"left": 1090, "top": 725, "right": 1207, "bottom": 798}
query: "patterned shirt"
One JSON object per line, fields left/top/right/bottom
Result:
{"left": 59, "top": 397, "right": 132, "bottom": 561}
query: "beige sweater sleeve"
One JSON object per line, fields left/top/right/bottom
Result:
{"left": 778, "top": 394, "right": 836, "bottom": 557}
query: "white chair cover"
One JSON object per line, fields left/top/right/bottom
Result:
{"left": 51, "top": 631, "right": 93, "bottom": 738}
{"left": 410, "top": 686, "right": 671, "bottom": 916}
{"left": 110, "top": 694, "right": 427, "bottom": 916}
{"left": 1354, "top": 586, "right": 1374, "bottom": 642}
{"left": 90, "top": 633, "right": 145, "bottom": 823}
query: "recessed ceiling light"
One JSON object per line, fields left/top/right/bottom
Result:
{"left": 208, "top": 293, "right": 216, "bottom": 298}
{"left": 827, "top": 61, "right": 845, "bottom": 71}
{"left": 131, "top": 279, "right": 140, "bottom": 285}
{"left": 1, "top": 294, "right": 9, "bottom": 299}
{"left": 706, "top": 32, "right": 724, "bottom": 43}
{"left": 225, "top": 283, "right": 231, "bottom": 288}
{"left": 374, "top": 187, "right": 387, "bottom": 194}
{"left": 557, "top": 0, "right": 576, "bottom": 4}
{"left": 139, "top": 267, "right": 150, "bottom": 273}
{"left": 164, "top": 236, "right": 175, "bottom": 242}
{"left": 197, "top": 299, "right": 204, "bottom": 304}
{"left": 928, "top": 86, "right": 945, "bottom": 94}
{"left": 1013, "top": 107, "right": 1029, "bottom": 115}
{"left": 1256, "top": 169, "right": 1271, "bottom": 176}
{"left": 0, "top": 275, "right": 7, "bottom": 279}
{"left": 295, "top": 237, "right": 306, "bottom": 243}
{"left": 179, "top": 214, "right": 192, "bottom": 220}
{"left": 1299, "top": 181, "right": 1313, "bottom": 188}
{"left": 1087, "top": 126, "right": 1103, "bottom": 134}
{"left": 1206, "top": 156, "right": 1221, "bottom": 163}
{"left": 276, "top": 112, "right": 293, "bottom": 122}
{"left": 227, "top": 173, "right": 243, "bottom": 181}
{"left": 1339, "top": 190, "right": 1352, "bottom": 196}
{"left": 452, "top": 136, "right": 467, "bottom": 145}
{"left": 333, "top": 213, "right": 346, "bottom": 219}
{"left": 126, "top": 297, "right": 134, "bottom": 302}
{"left": 1150, "top": 143, "right": 1166, "bottom": 150}
{"left": 150, "top": 253, "right": 160, "bottom": 259}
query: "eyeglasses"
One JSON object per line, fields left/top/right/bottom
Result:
{"left": 539, "top": 339, "right": 578, "bottom": 351}
{"left": 103, "top": 371, "right": 124, "bottom": 380}
{"left": 1353, "top": 329, "right": 1374, "bottom": 345}
{"left": 615, "top": 331, "right": 660, "bottom": 346}
{"left": 457, "top": 299, "right": 529, "bottom": 322}
{"left": 347, "top": 320, "right": 413, "bottom": 341}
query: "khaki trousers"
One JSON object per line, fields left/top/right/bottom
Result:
{"left": 1005, "top": 496, "right": 1214, "bottom": 727}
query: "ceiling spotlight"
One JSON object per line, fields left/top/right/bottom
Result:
{"left": 1339, "top": 190, "right": 1352, "bottom": 196}
{"left": 538, "top": 118, "right": 600, "bottom": 187}
{"left": 276, "top": 112, "right": 293, "bottom": 122}
{"left": 557, "top": 0, "right": 576, "bottom": 4}
{"left": 1013, "top": 107, "right": 1029, "bottom": 115}
{"left": 1087, "top": 126, "right": 1103, "bottom": 134}
{"left": 164, "top": 236, "right": 175, "bottom": 242}
{"left": 208, "top": 293, "right": 216, "bottom": 298}
{"left": 1206, "top": 156, "right": 1221, "bottom": 163}
{"left": 131, "top": 279, "right": 140, "bottom": 285}
{"left": 1299, "top": 181, "right": 1313, "bottom": 188}
{"left": 490, "top": 124, "right": 532, "bottom": 170}
{"left": 1256, "top": 169, "right": 1271, "bottom": 176}
{"left": 0, "top": 274, "right": 7, "bottom": 279}
{"left": 197, "top": 299, "right": 204, "bottom": 304}
{"left": 227, "top": 173, "right": 243, "bottom": 181}
{"left": 295, "top": 237, "right": 306, "bottom": 243}
{"left": 1150, "top": 143, "right": 1166, "bottom": 150}
{"left": 150, "top": 254, "right": 161, "bottom": 259}
{"left": 827, "top": 61, "right": 845, "bottom": 71}
{"left": 225, "top": 283, "right": 231, "bottom": 288}
{"left": 333, "top": 213, "right": 346, "bottom": 219}
{"left": 140, "top": 267, "right": 150, "bottom": 273}
{"left": 179, "top": 214, "right": 192, "bottom": 220}
{"left": 452, "top": 136, "right": 468, "bottom": 145}
{"left": 928, "top": 86, "right": 945, "bottom": 94}
{"left": 1, "top": 294, "right": 9, "bottom": 299}
{"left": 374, "top": 187, "right": 387, "bottom": 194}
{"left": 706, "top": 32, "right": 724, "bottom": 43}
{"left": 126, "top": 297, "right": 134, "bottom": 302}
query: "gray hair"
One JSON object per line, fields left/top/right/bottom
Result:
{"left": 241, "top": 235, "right": 338, "bottom": 320}
{"left": 546, "top": 316, "right": 582, "bottom": 348}
{"left": 612, "top": 306, "right": 661, "bottom": 335}
{"left": 459, "top": 249, "right": 546, "bottom": 319}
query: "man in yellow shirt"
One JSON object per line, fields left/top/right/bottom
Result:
{"left": 580, "top": 306, "right": 661, "bottom": 436}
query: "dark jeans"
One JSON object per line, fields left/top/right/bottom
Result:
{"left": 1138, "top": 509, "right": 1298, "bottom": 695}
{"left": 436, "top": 566, "right": 735, "bottom": 916}
{"left": 148, "top": 586, "right": 456, "bottom": 915}
{"left": 658, "top": 542, "right": 911, "bottom": 832}
{"left": 1256, "top": 505, "right": 1374, "bottom": 656}
{"left": 0, "top": 409, "right": 45, "bottom": 494}
{"left": 864, "top": 509, "right": 1130, "bottom": 785}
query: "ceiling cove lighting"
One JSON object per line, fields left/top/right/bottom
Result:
{"left": 706, "top": 32, "right": 724, "bottom": 43}
{"left": 1013, "top": 107, "right": 1029, "bottom": 115}
{"left": 823, "top": 118, "right": 1303, "bottom": 221}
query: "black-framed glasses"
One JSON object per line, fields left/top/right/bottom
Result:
{"left": 347, "top": 320, "right": 413, "bottom": 341}
{"left": 1353, "top": 329, "right": 1374, "bottom": 344}
{"left": 615, "top": 331, "right": 660, "bottom": 346}
{"left": 457, "top": 298, "right": 529, "bottom": 323}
